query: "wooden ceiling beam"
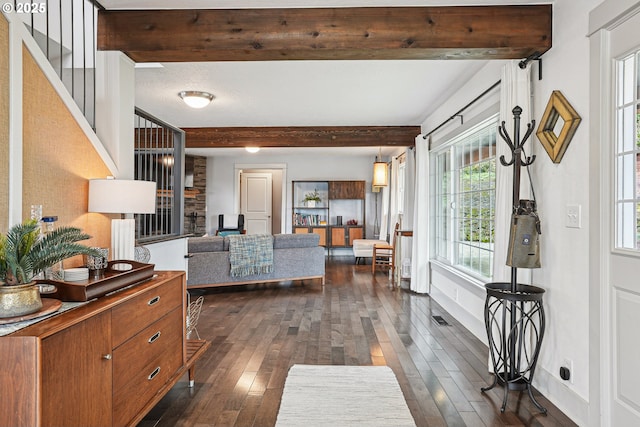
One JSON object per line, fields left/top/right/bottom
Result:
{"left": 97, "top": 6, "right": 552, "bottom": 62}
{"left": 183, "top": 126, "right": 420, "bottom": 148}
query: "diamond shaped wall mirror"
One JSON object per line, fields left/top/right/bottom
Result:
{"left": 536, "top": 90, "right": 582, "bottom": 163}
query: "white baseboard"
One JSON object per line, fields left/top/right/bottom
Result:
{"left": 534, "top": 366, "right": 589, "bottom": 426}
{"left": 430, "top": 286, "right": 486, "bottom": 345}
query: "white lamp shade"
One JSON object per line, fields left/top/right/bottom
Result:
{"left": 372, "top": 161, "right": 389, "bottom": 187}
{"left": 88, "top": 179, "right": 157, "bottom": 214}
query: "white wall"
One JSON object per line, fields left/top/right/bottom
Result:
{"left": 205, "top": 152, "right": 378, "bottom": 239}
{"left": 528, "top": 0, "right": 602, "bottom": 422}
{"left": 421, "top": 0, "right": 602, "bottom": 424}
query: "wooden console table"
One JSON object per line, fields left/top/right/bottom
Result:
{"left": 0, "top": 270, "right": 208, "bottom": 427}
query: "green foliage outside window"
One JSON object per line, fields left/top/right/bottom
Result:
{"left": 458, "top": 161, "right": 496, "bottom": 244}
{"left": 637, "top": 111, "right": 640, "bottom": 147}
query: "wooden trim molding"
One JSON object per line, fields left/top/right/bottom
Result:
{"left": 183, "top": 126, "right": 420, "bottom": 148}
{"left": 98, "top": 6, "right": 552, "bottom": 62}
{"left": 0, "top": 14, "right": 9, "bottom": 233}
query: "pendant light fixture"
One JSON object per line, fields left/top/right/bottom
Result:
{"left": 372, "top": 147, "right": 388, "bottom": 187}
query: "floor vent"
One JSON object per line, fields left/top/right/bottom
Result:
{"left": 432, "top": 315, "right": 450, "bottom": 326}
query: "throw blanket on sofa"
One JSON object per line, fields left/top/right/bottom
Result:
{"left": 229, "top": 234, "right": 274, "bottom": 277}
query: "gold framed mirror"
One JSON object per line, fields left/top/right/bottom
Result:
{"left": 536, "top": 90, "right": 582, "bottom": 163}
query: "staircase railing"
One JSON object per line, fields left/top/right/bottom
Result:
{"left": 13, "top": 0, "right": 101, "bottom": 128}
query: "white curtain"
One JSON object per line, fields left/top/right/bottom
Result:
{"left": 493, "top": 61, "right": 533, "bottom": 283}
{"left": 379, "top": 163, "right": 390, "bottom": 241}
{"left": 403, "top": 147, "right": 416, "bottom": 229}
{"left": 401, "top": 148, "right": 416, "bottom": 277}
{"left": 410, "top": 135, "right": 430, "bottom": 293}
{"left": 388, "top": 156, "right": 400, "bottom": 235}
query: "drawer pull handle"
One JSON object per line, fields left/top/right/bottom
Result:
{"left": 148, "top": 296, "right": 160, "bottom": 306}
{"left": 102, "top": 354, "right": 112, "bottom": 360}
{"left": 148, "top": 367, "right": 161, "bottom": 381}
{"left": 148, "top": 331, "right": 161, "bottom": 344}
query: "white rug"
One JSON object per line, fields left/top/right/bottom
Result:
{"left": 276, "top": 365, "right": 416, "bottom": 426}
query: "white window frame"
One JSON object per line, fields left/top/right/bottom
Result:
{"left": 614, "top": 50, "right": 640, "bottom": 251}
{"left": 432, "top": 115, "right": 498, "bottom": 280}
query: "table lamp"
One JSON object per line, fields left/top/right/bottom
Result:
{"left": 88, "top": 178, "right": 156, "bottom": 260}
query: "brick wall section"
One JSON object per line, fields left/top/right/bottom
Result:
{"left": 184, "top": 155, "right": 207, "bottom": 236}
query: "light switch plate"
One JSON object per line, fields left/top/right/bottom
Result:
{"left": 566, "top": 204, "right": 581, "bottom": 228}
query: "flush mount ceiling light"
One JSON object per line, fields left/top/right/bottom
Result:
{"left": 178, "top": 91, "right": 214, "bottom": 109}
{"left": 245, "top": 146, "right": 261, "bottom": 153}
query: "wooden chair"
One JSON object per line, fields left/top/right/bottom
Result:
{"left": 372, "top": 223, "right": 399, "bottom": 285}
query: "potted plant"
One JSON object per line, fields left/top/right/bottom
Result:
{"left": 0, "top": 220, "right": 100, "bottom": 318}
{"left": 303, "top": 189, "right": 322, "bottom": 208}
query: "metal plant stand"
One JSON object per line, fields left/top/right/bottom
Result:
{"left": 481, "top": 107, "right": 547, "bottom": 414}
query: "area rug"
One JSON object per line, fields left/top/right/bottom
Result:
{"left": 275, "top": 365, "right": 416, "bottom": 426}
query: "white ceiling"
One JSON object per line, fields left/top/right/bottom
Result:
{"left": 135, "top": 60, "right": 487, "bottom": 128}
{"left": 100, "top": 1, "right": 546, "bottom": 156}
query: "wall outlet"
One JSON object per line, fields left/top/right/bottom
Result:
{"left": 560, "top": 358, "right": 574, "bottom": 384}
{"left": 566, "top": 205, "right": 581, "bottom": 228}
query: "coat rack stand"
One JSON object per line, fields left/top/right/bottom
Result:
{"left": 481, "top": 106, "right": 547, "bottom": 414}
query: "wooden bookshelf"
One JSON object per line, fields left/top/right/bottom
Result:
{"left": 292, "top": 180, "right": 365, "bottom": 251}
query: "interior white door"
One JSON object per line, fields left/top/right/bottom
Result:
{"left": 240, "top": 172, "right": 273, "bottom": 235}
{"left": 608, "top": 11, "right": 640, "bottom": 426}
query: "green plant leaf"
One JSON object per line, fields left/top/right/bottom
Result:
{"left": 0, "top": 221, "right": 100, "bottom": 285}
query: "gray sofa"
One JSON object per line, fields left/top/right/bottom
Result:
{"left": 187, "top": 233, "right": 325, "bottom": 288}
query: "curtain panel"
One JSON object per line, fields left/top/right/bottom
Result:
{"left": 379, "top": 166, "right": 390, "bottom": 241}
{"left": 400, "top": 148, "right": 416, "bottom": 277}
{"left": 410, "top": 135, "right": 430, "bottom": 294}
{"left": 493, "top": 61, "right": 533, "bottom": 283}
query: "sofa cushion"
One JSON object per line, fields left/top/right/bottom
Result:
{"left": 189, "top": 233, "right": 320, "bottom": 253}
{"left": 273, "top": 233, "right": 320, "bottom": 249}
{"left": 188, "top": 236, "right": 224, "bottom": 253}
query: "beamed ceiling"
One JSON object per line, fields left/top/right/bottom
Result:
{"left": 96, "top": 4, "right": 552, "bottom": 152}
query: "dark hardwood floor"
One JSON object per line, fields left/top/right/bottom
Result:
{"left": 139, "top": 258, "right": 576, "bottom": 427}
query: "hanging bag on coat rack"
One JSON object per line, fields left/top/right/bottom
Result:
{"left": 506, "top": 154, "right": 542, "bottom": 268}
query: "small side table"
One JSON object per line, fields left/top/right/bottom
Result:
{"left": 395, "top": 229, "right": 413, "bottom": 285}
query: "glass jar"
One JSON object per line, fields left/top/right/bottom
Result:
{"left": 41, "top": 216, "right": 64, "bottom": 280}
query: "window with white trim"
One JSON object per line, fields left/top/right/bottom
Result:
{"left": 615, "top": 50, "right": 640, "bottom": 250}
{"left": 433, "top": 116, "right": 497, "bottom": 279}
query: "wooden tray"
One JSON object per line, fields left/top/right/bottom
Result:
{"left": 0, "top": 298, "right": 62, "bottom": 325}
{"left": 36, "top": 260, "right": 155, "bottom": 302}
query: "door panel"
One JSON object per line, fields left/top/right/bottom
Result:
{"left": 349, "top": 227, "right": 364, "bottom": 245}
{"left": 331, "top": 227, "right": 346, "bottom": 247}
{"left": 240, "top": 172, "right": 272, "bottom": 235}
{"left": 609, "top": 10, "right": 640, "bottom": 425}
{"left": 615, "top": 290, "right": 640, "bottom": 421}
{"left": 311, "top": 227, "right": 327, "bottom": 246}
{"left": 41, "top": 311, "right": 112, "bottom": 426}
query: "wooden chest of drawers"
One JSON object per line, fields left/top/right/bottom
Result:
{"left": 0, "top": 271, "right": 187, "bottom": 427}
